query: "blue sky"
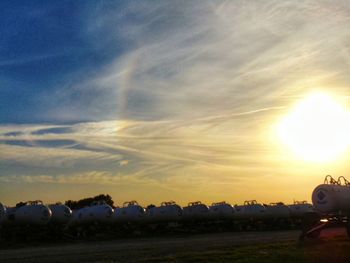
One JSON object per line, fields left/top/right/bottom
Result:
{"left": 0, "top": 1, "right": 127, "bottom": 123}
{"left": 1, "top": 1, "right": 350, "bottom": 205}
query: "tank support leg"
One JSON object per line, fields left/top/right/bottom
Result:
{"left": 300, "top": 222, "right": 327, "bottom": 240}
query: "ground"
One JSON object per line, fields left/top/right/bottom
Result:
{"left": 0, "top": 229, "right": 349, "bottom": 262}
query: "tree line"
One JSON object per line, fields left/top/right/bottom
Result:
{"left": 65, "top": 194, "right": 114, "bottom": 209}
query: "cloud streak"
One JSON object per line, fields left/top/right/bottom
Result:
{"left": 36, "top": 1, "right": 350, "bottom": 124}
{"left": 2, "top": 1, "right": 350, "bottom": 205}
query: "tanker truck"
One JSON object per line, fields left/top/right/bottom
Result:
{"left": 300, "top": 175, "right": 350, "bottom": 239}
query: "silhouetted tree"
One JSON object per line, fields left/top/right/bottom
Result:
{"left": 65, "top": 194, "right": 114, "bottom": 209}
{"left": 15, "top": 202, "right": 26, "bottom": 208}
{"left": 146, "top": 204, "right": 155, "bottom": 210}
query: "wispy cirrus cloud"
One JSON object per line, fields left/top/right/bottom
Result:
{"left": 32, "top": 1, "right": 350, "bottom": 125}
{"left": 0, "top": 114, "right": 328, "bottom": 206}
{"left": 2, "top": 1, "right": 350, "bottom": 205}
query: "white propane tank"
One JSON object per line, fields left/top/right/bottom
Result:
{"left": 70, "top": 201, "right": 113, "bottom": 225}
{"left": 182, "top": 201, "right": 209, "bottom": 220}
{"left": 264, "top": 202, "right": 290, "bottom": 219}
{"left": 234, "top": 200, "right": 266, "bottom": 220}
{"left": 209, "top": 201, "right": 235, "bottom": 219}
{"left": 288, "top": 201, "right": 313, "bottom": 218}
{"left": 5, "top": 207, "right": 16, "bottom": 224}
{"left": 113, "top": 201, "right": 145, "bottom": 223}
{"left": 71, "top": 207, "right": 88, "bottom": 225}
{"left": 0, "top": 203, "right": 6, "bottom": 224}
{"left": 146, "top": 201, "right": 182, "bottom": 222}
{"left": 312, "top": 175, "right": 350, "bottom": 214}
{"left": 14, "top": 201, "right": 52, "bottom": 225}
{"left": 48, "top": 203, "right": 72, "bottom": 224}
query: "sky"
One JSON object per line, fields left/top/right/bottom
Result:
{"left": 2, "top": 0, "right": 350, "bottom": 206}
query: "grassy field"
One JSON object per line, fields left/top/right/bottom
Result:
{"left": 1, "top": 229, "right": 349, "bottom": 262}
{"left": 141, "top": 240, "right": 350, "bottom": 263}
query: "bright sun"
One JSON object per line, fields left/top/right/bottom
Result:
{"left": 277, "top": 92, "right": 350, "bottom": 162}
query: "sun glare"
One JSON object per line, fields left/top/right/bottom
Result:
{"left": 277, "top": 92, "right": 350, "bottom": 162}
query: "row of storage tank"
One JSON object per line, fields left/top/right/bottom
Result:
{"left": 0, "top": 200, "right": 314, "bottom": 227}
